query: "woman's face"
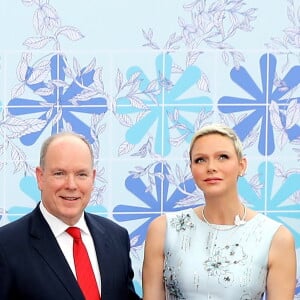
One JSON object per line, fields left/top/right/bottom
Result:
{"left": 190, "top": 133, "right": 246, "bottom": 198}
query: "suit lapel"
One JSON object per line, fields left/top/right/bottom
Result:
{"left": 85, "top": 214, "right": 113, "bottom": 296}
{"left": 29, "top": 206, "right": 84, "bottom": 300}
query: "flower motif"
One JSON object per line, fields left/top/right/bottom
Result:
{"left": 170, "top": 213, "right": 195, "bottom": 232}
{"left": 204, "top": 254, "right": 229, "bottom": 277}
{"left": 7, "top": 54, "right": 107, "bottom": 145}
{"left": 164, "top": 252, "right": 186, "bottom": 300}
{"left": 219, "top": 271, "right": 234, "bottom": 287}
{"left": 113, "top": 162, "right": 197, "bottom": 246}
{"left": 218, "top": 53, "right": 300, "bottom": 155}
{"left": 204, "top": 243, "right": 247, "bottom": 287}
{"left": 116, "top": 53, "right": 212, "bottom": 156}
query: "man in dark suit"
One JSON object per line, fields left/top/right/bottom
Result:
{"left": 0, "top": 132, "right": 141, "bottom": 300}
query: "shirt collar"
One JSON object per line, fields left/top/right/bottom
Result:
{"left": 39, "top": 201, "right": 89, "bottom": 238}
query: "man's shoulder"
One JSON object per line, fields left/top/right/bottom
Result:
{"left": 0, "top": 212, "right": 32, "bottom": 233}
{"left": 85, "top": 212, "right": 127, "bottom": 233}
{"left": 0, "top": 212, "right": 36, "bottom": 247}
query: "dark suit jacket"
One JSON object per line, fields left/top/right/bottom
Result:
{"left": 0, "top": 204, "right": 141, "bottom": 300}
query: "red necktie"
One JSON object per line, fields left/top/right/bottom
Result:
{"left": 66, "top": 227, "right": 101, "bottom": 300}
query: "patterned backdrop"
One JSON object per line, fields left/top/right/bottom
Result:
{"left": 0, "top": 0, "right": 300, "bottom": 297}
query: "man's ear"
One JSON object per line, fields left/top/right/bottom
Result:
{"left": 35, "top": 167, "right": 43, "bottom": 190}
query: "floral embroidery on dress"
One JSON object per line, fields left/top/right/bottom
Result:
{"left": 164, "top": 251, "right": 186, "bottom": 299}
{"left": 164, "top": 212, "right": 275, "bottom": 299}
{"left": 204, "top": 243, "right": 248, "bottom": 287}
{"left": 170, "top": 213, "right": 195, "bottom": 232}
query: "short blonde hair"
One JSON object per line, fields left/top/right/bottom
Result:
{"left": 189, "top": 124, "right": 244, "bottom": 160}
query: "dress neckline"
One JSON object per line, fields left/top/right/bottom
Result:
{"left": 190, "top": 207, "right": 260, "bottom": 230}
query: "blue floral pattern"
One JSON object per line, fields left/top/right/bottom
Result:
{"left": 218, "top": 53, "right": 300, "bottom": 155}
{"left": 113, "top": 162, "right": 198, "bottom": 247}
{"left": 0, "top": 1, "right": 300, "bottom": 296}
{"left": 8, "top": 54, "right": 107, "bottom": 145}
{"left": 115, "top": 53, "right": 213, "bottom": 156}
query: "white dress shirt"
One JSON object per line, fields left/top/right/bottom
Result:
{"left": 39, "top": 201, "right": 102, "bottom": 293}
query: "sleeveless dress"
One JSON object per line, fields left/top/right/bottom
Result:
{"left": 163, "top": 208, "right": 281, "bottom": 300}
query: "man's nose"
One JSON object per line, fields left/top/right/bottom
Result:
{"left": 65, "top": 174, "right": 77, "bottom": 188}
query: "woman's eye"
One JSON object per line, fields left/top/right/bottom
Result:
{"left": 195, "top": 157, "right": 205, "bottom": 163}
{"left": 219, "top": 154, "right": 229, "bottom": 160}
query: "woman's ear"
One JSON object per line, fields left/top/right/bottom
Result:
{"left": 239, "top": 157, "right": 247, "bottom": 176}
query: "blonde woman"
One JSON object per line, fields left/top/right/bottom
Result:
{"left": 142, "top": 124, "right": 296, "bottom": 300}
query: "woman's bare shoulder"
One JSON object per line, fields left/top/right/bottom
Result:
{"left": 147, "top": 214, "right": 167, "bottom": 233}
{"left": 273, "top": 224, "right": 295, "bottom": 247}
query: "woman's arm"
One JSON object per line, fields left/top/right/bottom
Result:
{"left": 266, "top": 225, "right": 296, "bottom": 300}
{"left": 142, "top": 215, "right": 166, "bottom": 300}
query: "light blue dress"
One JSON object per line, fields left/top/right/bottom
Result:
{"left": 163, "top": 208, "right": 281, "bottom": 300}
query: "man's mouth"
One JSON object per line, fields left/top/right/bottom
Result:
{"left": 62, "top": 196, "right": 80, "bottom": 200}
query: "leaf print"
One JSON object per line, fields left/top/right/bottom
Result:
{"left": 56, "top": 26, "right": 84, "bottom": 41}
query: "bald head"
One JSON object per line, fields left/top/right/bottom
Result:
{"left": 39, "top": 132, "right": 94, "bottom": 169}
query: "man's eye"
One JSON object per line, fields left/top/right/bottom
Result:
{"left": 78, "top": 173, "right": 88, "bottom": 177}
{"left": 54, "top": 172, "right": 64, "bottom": 176}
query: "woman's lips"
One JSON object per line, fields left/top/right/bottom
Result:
{"left": 204, "top": 177, "right": 222, "bottom": 183}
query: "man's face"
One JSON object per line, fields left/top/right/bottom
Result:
{"left": 36, "top": 135, "right": 95, "bottom": 225}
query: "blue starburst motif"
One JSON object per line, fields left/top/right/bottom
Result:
{"left": 116, "top": 53, "right": 212, "bottom": 156}
{"left": 239, "top": 162, "right": 300, "bottom": 247}
{"left": 218, "top": 53, "right": 300, "bottom": 155}
{"left": 7, "top": 176, "right": 40, "bottom": 222}
{"left": 8, "top": 54, "right": 107, "bottom": 145}
{"left": 113, "top": 162, "right": 197, "bottom": 246}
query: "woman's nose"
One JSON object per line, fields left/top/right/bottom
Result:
{"left": 207, "top": 160, "right": 216, "bottom": 173}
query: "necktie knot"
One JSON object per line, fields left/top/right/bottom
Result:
{"left": 66, "top": 226, "right": 81, "bottom": 240}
